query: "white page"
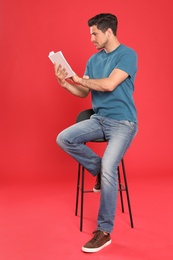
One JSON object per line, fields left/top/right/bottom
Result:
{"left": 48, "top": 51, "right": 75, "bottom": 79}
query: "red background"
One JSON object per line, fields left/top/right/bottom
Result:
{"left": 0, "top": 0, "right": 173, "bottom": 183}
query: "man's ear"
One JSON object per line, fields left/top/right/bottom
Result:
{"left": 106, "top": 28, "right": 113, "bottom": 37}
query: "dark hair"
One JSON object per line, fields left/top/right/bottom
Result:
{"left": 88, "top": 13, "right": 118, "bottom": 35}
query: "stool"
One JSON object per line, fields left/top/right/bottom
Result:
{"left": 74, "top": 109, "right": 134, "bottom": 231}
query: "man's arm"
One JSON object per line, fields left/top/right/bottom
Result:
{"left": 72, "top": 68, "right": 129, "bottom": 92}
{"left": 54, "top": 64, "right": 90, "bottom": 98}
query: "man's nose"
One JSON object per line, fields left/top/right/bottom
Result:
{"left": 90, "top": 35, "right": 94, "bottom": 42}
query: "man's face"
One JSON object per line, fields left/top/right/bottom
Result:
{"left": 90, "top": 25, "right": 109, "bottom": 50}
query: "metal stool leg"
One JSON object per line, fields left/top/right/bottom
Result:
{"left": 75, "top": 164, "right": 93, "bottom": 231}
{"left": 75, "top": 158, "right": 134, "bottom": 231}
{"left": 118, "top": 165, "right": 125, "bottom": 213}
{"left": 75, "top": 163, "right": 81, "bottom": 216}
{"left": 75, "top": 163, "right": 84, "bottom": 231}
{"left": 79, "top": 166, "right": 85, "bottom": 231}
{"left": 121, "top": 159, "right": 134, "bottom": 228}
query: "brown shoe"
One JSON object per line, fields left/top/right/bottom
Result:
{"left": 93, "top": 173, "right": 101, "bottom": 192}
{"left": 82, "top": 230, "right": 111, "bottom": 253}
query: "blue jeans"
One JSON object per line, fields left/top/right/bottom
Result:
{"left": 57, "top": 114, "right": 138, "bottom": 233}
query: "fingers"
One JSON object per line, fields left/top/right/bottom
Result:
{"left": 54, "top": 64, "right": 68, "bottom": 79}
{"left": 83, "top": 75, "right": 89, "bottom": 79}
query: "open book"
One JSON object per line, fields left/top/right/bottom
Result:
{"left": 48, "top": 51, "right": 75, "bottom": 79}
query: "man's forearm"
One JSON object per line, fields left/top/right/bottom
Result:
{"left": 74, "top": 75, "right": 116, "bottom": 92}
{"left": 80, "top": 77, "right": 113, "bottom": 92}
{"left": 74, "top": 68, "right": 129, "bottom": 92}
{"left": 63, "top": 81, "right": 90, "bottom": 98}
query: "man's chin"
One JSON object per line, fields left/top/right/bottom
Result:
{"left": 96, "top": 46, "right": 103, "bottom": 50}
{"left": 95, "top": 45, "right": 102, "bottom": 50}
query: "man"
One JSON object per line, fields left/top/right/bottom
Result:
{"left": 54, "top": 13, "right": 138, "bottom": 253}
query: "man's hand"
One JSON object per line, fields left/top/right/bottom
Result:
{"left": 53, "top": 65, "right": 90, "bottom": 97}
{"left": 54, "top": 63, "right": 68, "bottom": 87}
{"left": 72, "top": 75, "right": 89, "bottom": 85}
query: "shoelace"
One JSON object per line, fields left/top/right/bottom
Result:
{"left": 91, "top": 230, "right": 107, "bottom": 242}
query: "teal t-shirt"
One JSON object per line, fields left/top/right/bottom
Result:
{"left": 84, "top": 44, "right": 138, "bottom": 123}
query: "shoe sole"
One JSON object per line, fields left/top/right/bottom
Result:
{"left": 82, "top": 239, "right": 112, "bottom": 253}
{"left": 93, "top": 188, "right": 101, "bottom": 193}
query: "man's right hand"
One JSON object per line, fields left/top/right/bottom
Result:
{"left": 54, "top": 63, "right": 68, "bottom": 87}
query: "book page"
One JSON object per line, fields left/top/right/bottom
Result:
{"left": 48, "top": 51, "right": 75, "bottom": 79}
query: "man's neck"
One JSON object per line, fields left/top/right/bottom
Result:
{"left": 104, "top": 37, "right": 121, "bottom": 53}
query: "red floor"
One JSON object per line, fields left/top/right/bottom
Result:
{"left": 0, "top": 172, "right": 172, "bottom": 260}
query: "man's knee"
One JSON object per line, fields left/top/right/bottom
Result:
{"left": 56, "top": 128, "right": 72, "bottom": 150}
{"left": 56, "top": 131, "right": 65, "bottom": 148}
